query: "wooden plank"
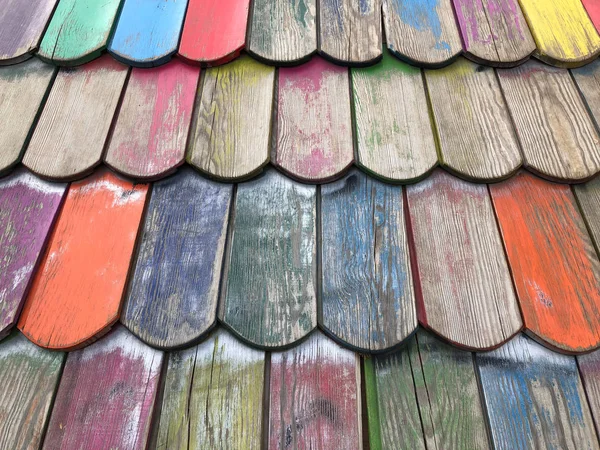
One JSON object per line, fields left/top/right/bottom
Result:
{"left": 105, "top": 61, "right": 199, "bottom": 180}
{"left": 269, "top": 332, "right": 362, "bottom": 449}
{"left": 274, "top": 56, "right": 353, "bottom": 182}
{"left": 367, "top": 330, "right": 490, "bottom": 449}
{"left": 37, "top": 0, "right": 123, "bottom": 66}
{"left": 122, "top": 167, "right": 232, "bottom": 349}
{"left": 425, "top": 57, "right": 522, "bottom": 181}
{"left": 490, "top": 171, "right": 600, "bottom": 353}
{"left": 247, "top": 0, "right": 317, "bottom": 64}
{"left": 574, "top": 177, "right": 600, "bottom": 258}
{"left": 578, "top": 349, "right": 600, "bottom": 432}
{"left": 0, "top": 170, "right": 66, "bottom": 339}
{"left": 187, "top": 55, "right": 274, "bottom": 181}
{"left": 582, "top": 0, "right": 600, "bottom": 33}
{"left": 17, "top": 169, "right": 148, "bottom": 350}
{"left": 23, "top": 55, "right": 128, "bottom": 182}
{"left": 43, "top": 325, "right": 162, "bottom": 450}
{"left": 516, "top": 0, "right": 600, "bottom": 67}
{"left": 383, "top": 0, "right": 462, "bottom": 68}
{"left": 498, "top": 60, "right": 600, "bottom": 182}
{"left": 219, "top": 169, "right": 317, "bottom": 348}
{"left": 0, "top": 59, "right": 55, "bottom": 174}
{"left": 406, "top": 169, "right": 522, "bottom": 350}
{"left": 0, "top": 0, "right": 58, "bottom": 64}
{"left": 156, "top": 328, "right": 264, "bottom": 449}
{"left": 0, "top": 332, "right": 64, "bottom": 450}
{"left": 320, "top": 169, "right": 416, "bottom": 352}
{"left": 352, "top": 50, "right": 438, "bottom": 182}
{"left": 108, "top": 0, "right": 188, "bottom": 67}
{"left": 178, "top": 0, "right": 250, "bottom": 66}
{"left": 477, "top": 334, "right": 599, "bottom": 449}
{"left": 452, "top": 0, "right": 535, "bottom": 66}
{"left": 319, "top": 0, "right": 382, "bottom": 65}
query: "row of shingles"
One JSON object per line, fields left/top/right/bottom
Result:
{"left": 9, "top": 48, "right": 600, "bottom": 186}
{"left": 0, "top": 323, "right": 361, "bottom": 449}
{"left": 2, "top": 0, "right": 600, "bottom": 68}
{"left": 367, "top": 329, "right": 600, "bottom": 450}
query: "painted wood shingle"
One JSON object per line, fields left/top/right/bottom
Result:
{"left": 220, "top": 169, "right": 317, "bottom": 348}
{"left": 0, "top": 59, "right": 55, "bottom": 174}
{"left": 320, "top": 170, "right": 416, "bottom": 352}
{"left": 572, "top": 60, "right": 600, "bottom": 135}
{"left": 319, "top": 0, "right": 382, "bottom": 65}
{"left": 0, "top": 0, "right": 58, "bottom": 64}
{"left": 0, "top": 333, "right": 64, "bottom": 450}
{"left": 425, "top": 58, "right": 522, "bottom": 181}
{"left": 274, "top": 56, "right": 353, "bottom": 182}
{"left": 23, "top": 56, "right": 128, "bottom": 181}
{"left": 187, "top": 55, "right": 274, "bottom": 181}
{"left": 383, "top": 0, "right": 462, "bottom": 67}
{"left": 477, "top": 334, "right": 599, "bottom": 449}
{"left": 269, "top": 332, "right": 362, "bottom": 449}
{"left": 582, "top": 0, "right": 600, "bottom": 33}
{"left": 406, "top": 169, "right": 522, "bottom": 350}
{"left": 516, "top": 0, "right": 600, "bottom": 67}
{"left": 156, "top": 329, "right": 265, "bottom": 449}
{"left": 178, "top": 0, "right": 250, "bottom": 65}
{"left": 247, "top": 0, "right": 317, "bottom": 64}
{"left": 105, "top": 61, "right": 199, "bottom": 180}
{"left": 352, "top": 50, "right": 438, "bottom": 182}
{"left": 42, "top": 325, "right": 163, "bottom": 450}
{"left": 498, "top": 60, "right": 600, "bottom": 182}
{"left": 108, "top": 0, "right": 188, "bottom": 67}
{"left": 575, "top": 177, "right": 600, "bottom": 259}
{"left": 122, "top": 168, "right": 232, "bottom": 349}
{"left": 452, "top": 0, "right": 535, "bottom": 66}
{"left": 0, "top": 171, "right": 66, "bottom": 339}
{"left": 37, "top": 0, "right": 123, "bottom": 66}
{"left": 365, "top": 331, "right": 490, "bottom": 450}
{"left": 578, "top": 349, "right": 600, "bottom": 433}
{"left": 18, "top": 169, "right": 148, "bottom": 350}
{"left": 490, "top": 171, "right": 600, "bottom": 353}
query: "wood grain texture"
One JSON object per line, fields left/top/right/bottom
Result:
{"left": 105, "top": 61, "right": 199, "bottom": 180}
{"left": 178, "top": 0, "right": 250, "bottom": 65}
{"left": 319, "top": 0, "right": 382, "bottom": 65}
{"left": 156, "top": 328, "right": 265, "bottom": 449}
{"left": 23, "top": 56, "right": 128, "bottom": 182}
{"left": 490, "top": 171, "right": 600, "bottom": 353}
{"left": 122, "top": 167, "right": 232, "bottom": 349}
{"left": 367, "top": 330, "right": 490, "bottom": 450}
{"left": 517, "top": 0, "right": 600, "bottom": 67}
{"left": 477, "top": 334, "right": 599, "bottom": 450}
{"left": 425, "top": 57, "right": 522, "bottom": 181}
{"left": 108, "top": 0, "right": 188, "bottom": 67}
{"left": 578, "top": 349, "right": 600, "bottom": 433}
{"left": 320, "top": 169, "right": 416, "bottom": 352}
{"left": 43, "top": 325, "right": 163, "bottom": 450}
{"left": 406, "top": 169, "right": 522, "bottom": 350}
{"left": 247, "top": 0, "right": 317, "bottom": 64}
{"left": 187, "top": 55, "right": 274, "bottom": 181}
{"left": 582, "top": 0, "right": 600, "bottom": 33}
{"left": 571, "top": 59, "right": 600, "bottom": 142}
{"left": 274, "top": 56, "right": 353, "bottom": 182}
{"left": 0, "top": 0, "right": 58, "bottom": 64}
{"left": 0, "top": 59, "right": 55, "bottom": 174}
{"left": 17, "top": 169, "right": 148, "bottom": 350}
{"left": 220, "top": 169, "right": 317, "bottom": 348}
{"left": 0, "top": 171, "right": 66, "bottom": 339}
{"left": 575, "top": 176, "right": 600, "bottom": 259}
{"left": 352, "top": 50, "right": 438, "bottom": 182}
{"left": 0, "top": 332, "right": 63, "bottom": 450}
{"left": 37, "top": 0, "right": 123, "bottom": 66}
{"left": 383, "top": 0, "right": 462, "bottom": 67}
{"left": 269, "top": 331, "right": 362, "bottom": 449}
{"left": 452, "top": 0, "right": 535, "bottom": 66}
{"left": 498, "top": 60, "right": 600, "bottom": 182}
